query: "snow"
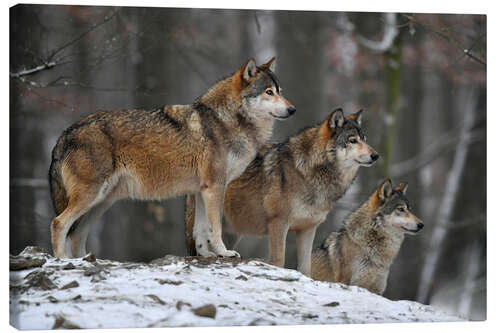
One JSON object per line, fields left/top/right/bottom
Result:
{"left": 10, "top": 247, "right": 462, "bottom": 330}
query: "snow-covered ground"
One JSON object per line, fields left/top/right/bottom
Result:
{"left": 10, "top": 246, "right": 463, "bottom": 329}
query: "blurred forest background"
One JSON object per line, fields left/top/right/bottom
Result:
{"left": 10, "top": 5, "right": 486, "bottom": 321}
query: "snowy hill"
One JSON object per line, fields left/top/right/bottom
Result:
{"left": 10, "top": 246, "right": 462, "bottom": 329}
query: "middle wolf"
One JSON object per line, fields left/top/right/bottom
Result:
{"left": 186, "top": 108, "right": 379, "bottom": 275}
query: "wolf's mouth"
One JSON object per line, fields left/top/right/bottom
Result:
{"left": 269, "top": 112, "right": 291, "bottom": 120}
{"left": 355, "top": 159, "right": 375, "bottom": 166}
{"left": 401, "top": 226, "right": 419, "bottom": 234}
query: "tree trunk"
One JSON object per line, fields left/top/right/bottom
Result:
{"left": 416, "top": 86, "right": 479, "bottom": 303}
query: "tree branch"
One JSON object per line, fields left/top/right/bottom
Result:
{"left": 10, "top": 8, "right": 121, "bottom": 80}
{"left": 390, "top": 126, "right": 485, "bottom": 178}
{"left": 403, "top": 14, "right": 486, "bottom": 68}
{"left": 47, "top": 8, "right": 121, "bottom": 61}
{"left": 10, "top": 61, "right": 57, "bottom": 79}
{"left": 358, "top": 13, "right": 399, "bottom": 52}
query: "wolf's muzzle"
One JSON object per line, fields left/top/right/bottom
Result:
{"left": 287, "top": 106, "right": 296, "bottom": 116}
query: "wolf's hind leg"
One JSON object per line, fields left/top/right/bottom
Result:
{"left": 68, "top": 199, "right": 115, "bottom": 257}
{"left": 268, "top": 218, "right": 289, "bottom": 267}
{"left": 51, "top": 191, "right": 101, "bottom": 259}
{"left": 296, "top": 225, "right": 318, "bottom": 276}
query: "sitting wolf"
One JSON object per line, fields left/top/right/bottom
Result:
{"left": 311, "top": 179, "right": 424, "bottom": 295}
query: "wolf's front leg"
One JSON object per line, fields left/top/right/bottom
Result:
{"left": 193, "top": 193, "right": 217, "bottom": 257}
{"left": 296, "top": 225, "right": 318, "bottom": 276}
{"left": 199, "top": 184, "right": 240, "bottom": 258}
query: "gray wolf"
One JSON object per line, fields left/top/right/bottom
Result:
{"left": 311, "top": 179, "right": 424, "bottom": 294}
{"left": 49, "top": 57, "right": 295, "bottom": 258}
{"left": 186, "top": 108, "right": 378, "bottom": 275}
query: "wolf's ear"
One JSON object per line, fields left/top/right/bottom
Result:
{"left": 241, "top": 58, "right": 257, "bottom": 81}
{"left": 328, "top": 108, "right": 344, "bottom": 129}
{"left": 378, "top": 179, "right": 393, "bottom": 201}
{"left": 348, "top": 109, "right": 363, "bottom": 126}
{"left": 260, "top": 57, "right": 276, "bottom": 72}
{"left": 394, "top": 182, "right": 408, "bottom": 195}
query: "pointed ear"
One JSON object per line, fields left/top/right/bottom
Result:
{"left": 241, "top": 58, "right": 257, "bottom": 81}
{"left": 394, "top": 182, "right": 408, "bottom": 195}
{"left": 377, "top": 179, "right": 393, "bottom": 201}
{"left": 260, "top": 57, "right": 276, "bottom": 72}
{"left": 328, "top": 108, "right": 344, "bottom": 129}
{"left": 348, "top": 109, "right": 363, "bottom": 126}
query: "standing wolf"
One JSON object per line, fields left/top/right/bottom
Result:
{"left": 49, "top": 57, "right": 296, "bottom": 259}
{"left": 186, "top": 108, "right": 378, "bottom": 275}
{"left": 311, "top": 179, "right": 424, "bottom": 295}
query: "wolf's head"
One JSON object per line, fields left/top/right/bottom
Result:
{"left": 369, "top": 179, "right": 424, "bottom": 235}
{"left": 237, "top": 57, "right": 296, "bottom": 120}
{"left": 319, "top": 108, "right": 379, "bottom": 167}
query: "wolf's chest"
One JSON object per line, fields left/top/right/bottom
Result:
{"left": 226, "top": 141, "right": 255, "bottom": 184}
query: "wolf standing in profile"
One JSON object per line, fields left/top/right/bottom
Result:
{"left": 49, "top": 57, "right": 296, "bottom": 259}
{"left": 186, "top": 108, "right": 379, "bottom": 275}
{"left": 311, "top": 179, "right": 424, "bottom": 295}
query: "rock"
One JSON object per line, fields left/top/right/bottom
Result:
{"left": 52, "top": 315, "right": 81, "bottom": 329}
{"left": 235, "top": 275, "right": 248, "bottom": 281}
{"left": 155, "top": 278, "right": 182, "bottom": 285}
{"left": 84, "top": 265, "right": 107, "bottom": 282}
{"left": 10, "top": 256, "right": 46, "bottom": 271}
{"left": 176, "top": 301, "right": 191, "bottom": 310}
{"left": 47, "top": 296, "right": 59, "bottom": 303}
{"left": 324, "top": 301, "right": 340, "bottom": 307}
{"left": 193, "top": 304, "right": 217, "bottom": 319}
{"left": 62, "top": 263, "right": 75, "bottom": 270}
{"left": 60, "top": 281, "right": 79, "bottom": 290}
{"left": 146, "top": 294, "right": 166, "bottom": 305}
{"left": 83, "top": 265, "right": 106, "bottom": 277}
{"left": 82, "top": 253, "right": 96, "bottom": 262}
{"left": 19, "top": 246, "right": 49, "bottom": 256}
{"left": 24, "top": 271, "right": 57, "bottom": 290}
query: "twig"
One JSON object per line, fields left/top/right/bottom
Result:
{"left": 47, "top": 8, "right": 121, "bottom": 61}
{"left": 10, "top": 61, "right": 56, "bottom": 79}
{"left": 10, "top": 8, "right": 120, "bottom": 80}
{"left": 390, "top": 126, "right": 485, "bottom": 177}
{"left": 403, "top": 14, "right": 486, "bottom": 68}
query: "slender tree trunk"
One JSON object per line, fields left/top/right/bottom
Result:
{"left": 416, "top": 86, "right": 479, "bottom": 303}
{"left": 382, "top": 34, "right": 402, "bottom": 177}
{"left": 457, "top": 240, "right": 481, "bottom": 318}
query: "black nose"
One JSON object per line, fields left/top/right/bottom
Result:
{"left": 417, "top": 223, "right": 424, "bottom": 230}
{"left": 370, "top": 153, "right": 379, "bottom": 161}
{"left": 287, "top": 106, "right": 296, "bottom": 116}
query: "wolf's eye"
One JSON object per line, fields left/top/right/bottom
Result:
{"left": 397, "top": 207, "right": 405, "bottom": 213}
{"left": 266, "top": 89, "right": 274, "bottom": 96}
{"left": 349, "top": 137, "right": 358, "bottom": 144}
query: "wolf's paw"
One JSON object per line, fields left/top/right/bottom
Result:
{"left": 216, "top": 249, "right": 241, "bottom": 258}
{"left": 196, "top": 246, "right": 217, "bottom": 257}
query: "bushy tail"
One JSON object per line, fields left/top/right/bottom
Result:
{"left": 185, "top": 194, "right": 197, "bottom": 256}
{"left": 48, "top": 141, "right": 68, "bottom": 216}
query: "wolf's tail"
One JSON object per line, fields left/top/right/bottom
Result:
{"left": 185, "top": 194, "right": 197, "bottom": 256}
{"left": 48, "top": 138, "right": 69, "bottom": 216}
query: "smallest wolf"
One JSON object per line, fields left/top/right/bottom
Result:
{"left": 311, "top": 179, "right": 424, "bottom": 295}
